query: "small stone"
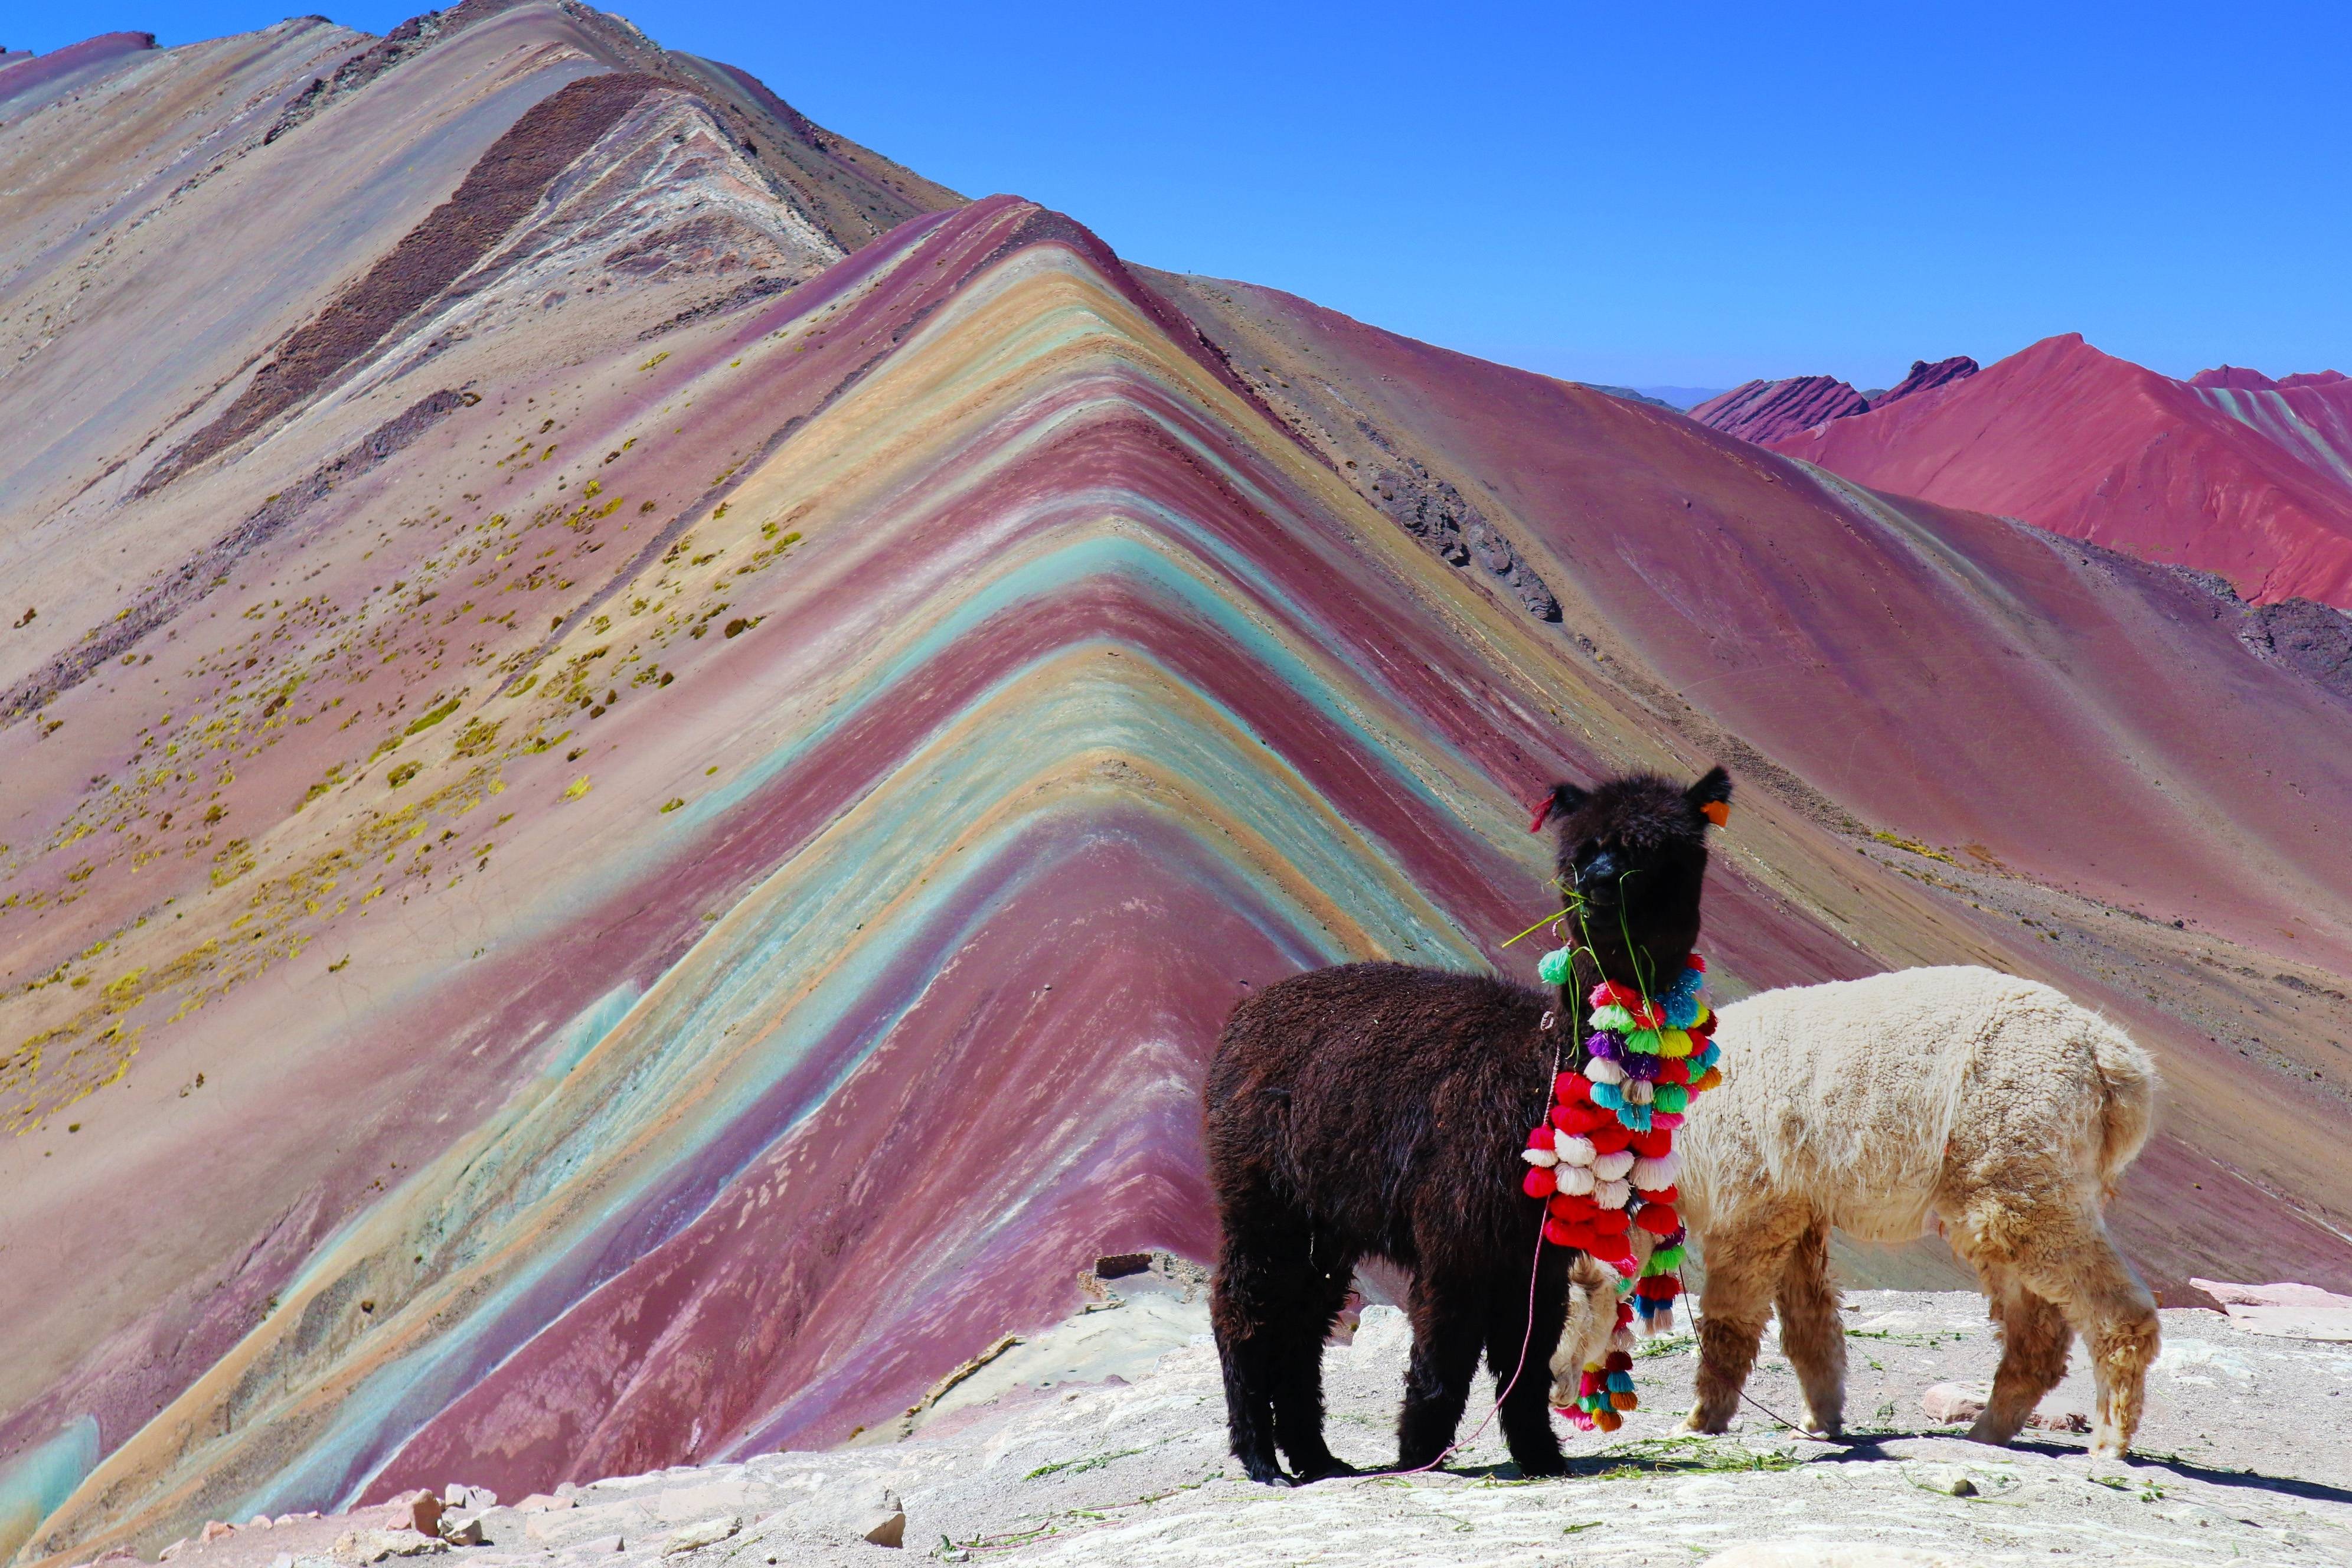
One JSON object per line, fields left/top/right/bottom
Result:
{"left": 789, "top": 1488, "right": 905, "bottom": 1550}
{"left": 202, "top": 1523, "right": 238, "bottom": 1544}
{"left": 1908, "top": 1463, "right": 1979, "bottom": 1497}
{"left": 514, "top": 1495, "right": 573, "bottom": 1514}
{"left": 437, "top": 1516, "right": 483, "bottom": 1548}
{"left": 2027, "top": 1409, "right": 2091, "bottom": 1433}
{"left": 250, "top": 1517, "right": 275, "bottom": 1530}
{"left": 406, "top": 1495, "right": 443, "bottom": 1538}
{"left": 159, "top": 1540, "right": 190, "bottom": 1562}
{"left": 1920, "top": 1382, "right": 1987, "bottom": 1424}
{"left": 333, "top": 1530, "right": 449, "bottom": 1563}
{"left": 659, "top": 1517, "right": 740, "bottom": 1556}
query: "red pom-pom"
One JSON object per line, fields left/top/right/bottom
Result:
{"left": 1587, "top": 1123, "right": 1632, "bottom": 1155}
{"left": 1657, "top": 1058, "right": 1692, "bottom": 1085}
{"left": 1523, "top": 1165, "right": 1557, "bottom": 1198}
{"left": 1636, "top": 1275, "right": 1682, "bottom": 1299}
{"left": 1549, "top": 1190, "right": 1598, "bottom": 1220}
{"left": 1590, "top": 1206, "right": 1631, "bottom": 1234}
{"left": 1604, "top": 1350, "right": 1633, "bottom": 1372}
{"left": 1614, "top": 1301, "right": 1634, "bottom": 1327}
{"left": 1551, "top": 1103, "right": 1608, "bottom": 1135}
{"left": 1635, "top": 1204, "right": 1682, "bottom": 1236}
{"left": 1556, "top": 1071, "right": 1594, "bottom": 1106}
{"left": 1589, "top": 980, "right": 1640, "bottom": 1010}
{"left": 1690, "top": 1014, "right": 1715, "bottom": 1038}
{"left": 1688, "top": 955, "right": 1706, "bottom": 973}
{"left": 1636, "top": 1183, "right": 1680, "bottom": 1206}
{"left": 1630, "top": 1128, "right": 1674, "bottom": 1158}
{"left": 1549, "top": 1220, "right": 1603, "bottom": 1251}
{"left": 1528, "top": 1125, "right": 1555, "bottom": 1149}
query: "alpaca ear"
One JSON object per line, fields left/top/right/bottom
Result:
{"left": 1530, "top": 780, "right": 1590, "bottom": 834}
{"left": 1685, "top": 766, "right": 1732, "bottom": 827}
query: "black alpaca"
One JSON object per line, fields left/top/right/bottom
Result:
{"left": 1202, "top": 766, "right": 1731, "bottom": 1484}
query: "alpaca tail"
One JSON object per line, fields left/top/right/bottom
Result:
{"left": 2085, "top": 1015, "right": 2158, "bottom": 1198}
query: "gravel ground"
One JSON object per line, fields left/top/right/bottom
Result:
{"left": 138, "top": 1286, "right": 2352, "bottom": 1568}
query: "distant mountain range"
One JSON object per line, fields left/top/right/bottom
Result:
{"left": 1690, "top": 343, "right": 2352, "bottom": 608}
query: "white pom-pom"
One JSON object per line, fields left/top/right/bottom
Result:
{"left": 1596, "top": 1178, "right": 1632, "bottom": 1209}
{"left": 1631, "top": 1152, "right": 1680, "bottom": 1187}
{"left": 1610, "top": 1327, "right": 1636, "bottom": 1357}
{"left": 1554, "top": 1132, "right": 1596, "bottom": 1166}
{"left": 1555, "top": 1164, "right": 1596, "bottom": 1195}
{"left": 1626, "top": 1080, "right": 1654, "bottom": 1105}
{"left": 1585, "top": 1057, "right": 1626, "bottom": 1086}
{"left": 1593, "top": 1149, "right": 1635, "bottom": 1181}
{"left": 1522, "top": 1146, "right": 1558, "bottom": 1168}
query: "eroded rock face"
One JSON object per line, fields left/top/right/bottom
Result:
{"left": 1367, "top": 456, "right": 1560, "bottom": 619}
{"left": 1687, "top": 375, "right": 1870, "bottom": 443}
{"left": 1871, "top": 355, "right": 1978, "bottom": 409}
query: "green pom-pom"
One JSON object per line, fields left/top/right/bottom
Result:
{"left": 1537, "top": 947, "right": 1572, "bottom": 986}
{"left": 1626, "top": 1027, "right": 1662, "bottom": 1054}
{"left": 1652, "top": 1082, "right": 1689, "bottom": 1112}
{"left": 1592, "top": 1004, "right": 1635, "bottom": 1031}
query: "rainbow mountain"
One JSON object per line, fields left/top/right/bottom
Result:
{"left": 3, "top": 7, "right": 2349, "bottom": 1562}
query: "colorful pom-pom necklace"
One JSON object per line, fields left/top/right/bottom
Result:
{"left": 1521, "top": 946, "right": 1725, "bottom": 1431}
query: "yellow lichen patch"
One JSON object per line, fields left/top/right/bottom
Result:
{"left": 563, "top": 776, "right": 592, "bottom": 801}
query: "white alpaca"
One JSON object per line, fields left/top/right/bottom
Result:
{"left": 1552, "top": 965, "right": 2160, "bottom": 1456}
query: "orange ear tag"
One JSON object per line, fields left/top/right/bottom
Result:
{"left": 1700, "top": 801, "right": 1729, "bottom": 828}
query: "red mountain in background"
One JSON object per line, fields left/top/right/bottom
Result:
{"left": 1686, "top": 374, "right": 1868, "bottom": 443}
{"left": 1772, "top": 334, "right": 2352, "bottom": 608}
{"left": 1687, "top": 357, "right": 1981, "bottom": 446}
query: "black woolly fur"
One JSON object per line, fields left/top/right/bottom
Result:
{"left": 1201, "top": 767, "right": 1730, "bottom": 1484}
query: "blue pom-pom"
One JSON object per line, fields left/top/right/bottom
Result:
{"left": 1591, "top": 1081, "right": 1625, "bottom": 1110}
{"left": 1537, "top": 946, "right": 1573, "bottom": 986}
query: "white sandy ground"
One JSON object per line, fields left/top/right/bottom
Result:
{"left": 137, "top": 1286, "right": 2352, "bottom": 1568}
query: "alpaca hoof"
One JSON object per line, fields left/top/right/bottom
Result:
{"left": 1678, "top": 1409, "right": 1729, "bottom": 1436}
{"left": 1238, "top": 1458, "right": 1293, "bottom": 1487}
{"left": 1513, "top": 1452, "right": 1568, "bottom": 1479}
{"left": 1291, "top": 1456, "right": 1359, "bottom": 1483}
{"left": 1964, "top": 1413, "right": 2021, "bottom": 1448}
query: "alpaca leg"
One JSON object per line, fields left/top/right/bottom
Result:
{"left": 1772, "top": 1217, "right": 1847, "bottom": 1438}
{"left": 1969, "top": 1284, "right": 2072, "bottom": 1446}
{"left": 1681, "top": 1211, "right": 1801, "bottom": 1434}
{"left": 1485, "top": 1260, "right": 1570, "bottom": 1477}
{"left": 1958, "top": 1203, "right": 2158, "bottom": 1456}
{"left": 1210, "top": 1208, "right": 1311, "bottom": 1485}
{"left": 2055, "top": 1236, "right": 2160, "bottom": 1458}
{"left": 1395, "top": 1280, "right": 1488, "bottom": 1470}
{"left": 1270, "top": 1246, "right": 1359, "bottom": 1481}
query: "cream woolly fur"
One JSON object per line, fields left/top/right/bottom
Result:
{"left": 1560, "top": 966, "right": 2161, "bottom": 1456}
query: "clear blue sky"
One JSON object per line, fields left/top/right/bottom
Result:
{"left": 18, "top": 2, "right": 2351, "bottom": 390}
